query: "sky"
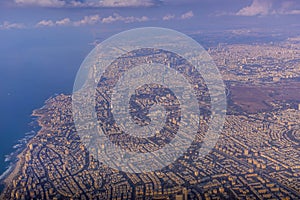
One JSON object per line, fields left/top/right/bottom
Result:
{"left": 1, "top": 0, "right": 300, "bottom": 34}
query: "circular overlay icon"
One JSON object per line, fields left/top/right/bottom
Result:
{"left": 72, "top": 27, "right": 227, "bottom": 173}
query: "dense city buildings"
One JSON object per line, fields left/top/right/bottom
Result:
{"left": 1, "top": 37, "right": 299, "bottom": 199}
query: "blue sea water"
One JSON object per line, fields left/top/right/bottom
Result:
{"left": 0, "top": 28, "right": 93, "bottom": 184}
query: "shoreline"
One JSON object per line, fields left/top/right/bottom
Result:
{"left": 2, "top": 147, "right": 26, "bottom": 186}
{"left": 0, "top": 129, "right": 36, "bottom": 188}
{"left": 0, "top": 94, "right": 56, "bottom": 195}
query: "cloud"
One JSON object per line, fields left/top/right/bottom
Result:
{"left": 14, "top": 0, "right": 65, "bottom": 7}
{"left": 14, "top": 0, "right": 162, "bottom": 7}
{"left": 36, "top": 18, "right": 71, "bottom": 27}
{"left": 180, "top": 11, "right": 194, "bottom": 19}
{"left": 34, "top": 13, "right": 149, "bottom": 28}
{"left": 285, "top": 9, "right": 300, "bottom": 14}
{"left": 101, "top": 13, "right": 149, "bottom": 23}
{"left": 0, "top": 21, "right": 25, "bottom": 30}
{"left": 236, "top": 0, "right": 300, "bottom": 16}
{"left": 162, "top": 14, "right": 175, "bottom": 21}
{"left": 99, "top": 0, "right": 159, "bottom": 7}
{"left": 36, "top": 20, "right": 55, "bottom": 27}
{"left": 101, "top": 14, "right": 123, "bottom": 23}
{"left": 73, "top": 15, "right": 100, "bottom": 26}
{"left": 236, "top": 0, "right": 272, "bottom": 16}
{"left": 55, "top": 18, "right": 71, "bottom": 26}
{"left": 162, "top": 12, "right": 194, "bottom": 21}
{"left": 37, "top": 15, "right": 100, "bottom": 27}
{"left": 278, "top": 0, "right": 300, "bottom": 15}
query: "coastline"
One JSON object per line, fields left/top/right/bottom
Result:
{"left": 1, "top": 147, "right": 26, "bottom": 186}
{"left": 0, "top": 95, "right": 55, "bottom": 195}
{"left": 0, "top": 130, "right": 36, "bottom": 183}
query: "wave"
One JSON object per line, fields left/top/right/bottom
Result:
{"left": 1, "top": 129, "right": 37, "bottom": 184}
{"left": 0, "top": 166, "right": 12, "bottom": 181}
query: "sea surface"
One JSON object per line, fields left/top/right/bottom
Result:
{"left": 0, "top": 28, "right": 93, "bottom": 188}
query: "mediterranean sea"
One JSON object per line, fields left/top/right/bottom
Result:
{"left": 0, "top": 28, "right": 93, "bottom": 189}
